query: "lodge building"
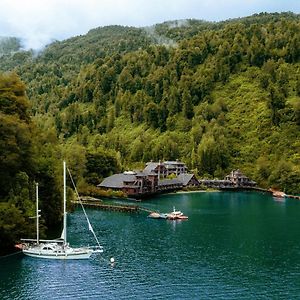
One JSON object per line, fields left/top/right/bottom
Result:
{"left": 224, "top": 169, "right": 256, "bottom": 187}
{"left": 144, "top": 160, "right": 188, "bottom": 177}
{"left": 98, "top": 160, "right": 199, "bottom": 198}
{"left": 199, "top": 169, "right": 257, "bottom": 189}
{"left": 97, "top": 160, "right": 256, "bottom": 198}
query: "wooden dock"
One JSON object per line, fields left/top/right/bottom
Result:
{"left": 138, "top": 207, "right": 158, "bottom": 213}
{"left": 72, "top": 200, "right": 139, "bottom": 213}
{"left": 286, "top": 194, "right": 300, "bottom": 200}
{"left": 72, "top": 198, "right": 159, "bottom": 214}
{"left": 269, "top": 189, "right": 300, "bottom": 200}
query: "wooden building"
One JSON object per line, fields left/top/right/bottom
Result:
{"left": 144, "top": 160, "right": 188, "bottom": 177}
{"left": 224, "top": 170, "right": 256, "bottom": 187}
{"left": 98, "top": 160, "right": 198, "bottom": 198}
{"left": 177, "top": 173, "right": 199, "bottom": 187}
{"left": 198, "top": 170, "right": 256, "bottom": 189}
{"left": 98, "top": 170, "right": 182, "bottom": 198}
{"left": 144, "top": 161, "right": 168, "bottom": 178}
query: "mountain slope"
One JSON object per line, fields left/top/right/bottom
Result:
{"left": 0, "top": 12, "right": 299, "bottom": 193}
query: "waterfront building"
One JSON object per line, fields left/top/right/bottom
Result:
{"left": 224, "top": 169, "right": 256, "bottom": 187}
{"left": 158, "top": 178, "right": 183, "bottom": 192}
{"left": 98, "top": 160, "right": 197, "bottom": 198}
{"left": 198, "top": 170, "right": 256, "bottom": 189}
{"left": 164, "top": 160, "right": 188, "bottom": 176}
{"left": 98, "top": 170, "right": 182, "bottom": 198}
{"left": 144, "top": 160, "right": 188, "bottom": 177}
{"left": 198, "top": 179, "right": 233, "bottom": 188}
{"left": 177, "top": 173, "right": 199, "bottom": 187}
{"left": 144, "top": 161, "right": 168, "bottom": 178}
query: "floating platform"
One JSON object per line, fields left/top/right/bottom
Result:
{"left": 148, "top": 212, "right": 167, "bottom": 219}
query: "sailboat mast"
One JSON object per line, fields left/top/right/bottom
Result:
{"left": 36, "top": 183, "right": 39, "bottom": 244}
{"left": 63, "top": 161, "right": 67, "bottom": 245}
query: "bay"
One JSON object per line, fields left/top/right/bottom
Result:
{"left": 1, "top": 191, "right": 300, "bottom": 299}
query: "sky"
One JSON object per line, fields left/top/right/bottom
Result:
{"left": 0, "top": 0, "right": 299, "bottom": 50}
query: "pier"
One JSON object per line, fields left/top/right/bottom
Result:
{"left": 285, "top": 194, "right": 300, "bottom": 200}
{"left": 269, "top": 189, "right": 300, "bottom": 200}
{"left": 72, "top": 197, "right": 159, "bottom": 214}
{"left": 72, "top": 199, "right": 139, "bottom": 213}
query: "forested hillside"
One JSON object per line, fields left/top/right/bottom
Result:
{"left": 1, "top": 12, "right": 300, "bottom": 252}
{"left": 0, "top": 72, "right": 65, "bottom": 254}
{"left": 0, "top": 37, "right": 22, "bottom": 56}
{"left": 1, "top": 12, "right": 300, "bottom": 191}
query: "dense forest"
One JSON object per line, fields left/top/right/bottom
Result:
{"left": 1, "top": 12, "right": 300, "bottom": 253}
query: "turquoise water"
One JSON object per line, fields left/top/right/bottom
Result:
{"left": 1, "top": 191, "right": 300, "bottom": 299}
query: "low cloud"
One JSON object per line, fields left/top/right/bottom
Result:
{"left": 144, "top": 26, "right": 178, "bottom": 48}
{"left": 0, "top": 0, "right": 298, "bottom": 50}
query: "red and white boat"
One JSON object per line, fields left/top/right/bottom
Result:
{"left": 166, "top": 207, "right": 188, "bottom": 220}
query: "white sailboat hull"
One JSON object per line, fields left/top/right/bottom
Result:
{"left": 22, "top": 244, "right": 98, "bottom": 260}
{"left": 23, "top": 249, "right": 93, "bottom": 260}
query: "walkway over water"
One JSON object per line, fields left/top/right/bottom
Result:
{"left": 72, "top": 199, "right": 157, "bottom": 214}
{"left": 72, "top": 200, "right": 139, "bottom": 213}
{"left": 285, "top": 194, "right": 300, "bottom": 200}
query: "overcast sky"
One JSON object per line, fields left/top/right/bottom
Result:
{"left": 0, "top": 0, "right": 299, "bottom": 49}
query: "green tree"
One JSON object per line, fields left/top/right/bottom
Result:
{"left": 167, "top": 86, "right": 181, "bottom": 114}
{"left": 268, "top": 83, "right": 286, "bottom": 125}
{"left": 144, "top": 102, "right": 159, "bottom": 128}
{"left": 0, "top": 203, "right": 30, "bottom": 254}
{"left": 197, "top": 134, "right": 229, "bottom": 176}
{"left": 85, "top": 150, "right": 120, "bottom": 185}
{"left": 0, "top": 73, "right": 34, "bottom": 197}
{"left": 182, "top": 89, "right": 194, "bottom": 119}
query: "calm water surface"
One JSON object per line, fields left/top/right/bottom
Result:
{"left": 1, "top": 191, "right": 300, "bottom": 299}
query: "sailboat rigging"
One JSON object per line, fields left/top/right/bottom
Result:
{"left": 20, "top": 161, "right": 103, "bottom": 259}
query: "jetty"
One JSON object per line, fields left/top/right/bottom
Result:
{"left": 72, "top": 199, "right": 139, "bottom": 213}
{"left": 285, "top": 194, "right": 300, "bottom": 200}
{"left": 269, "top": 189, "right": 300, "bottom": 200}
{"left": 72, "top": 197, "right": 159, "bottom": 214}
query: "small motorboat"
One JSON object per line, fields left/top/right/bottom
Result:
{"left": 148, "top": 207, "right": 188, "bottom": 220}
{"left": 166, "top": 207, "right": 188, "bottom": 220}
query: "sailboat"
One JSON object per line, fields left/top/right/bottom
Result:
{"left": 21, "top": 161, "right": 103, "bottom": 259}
